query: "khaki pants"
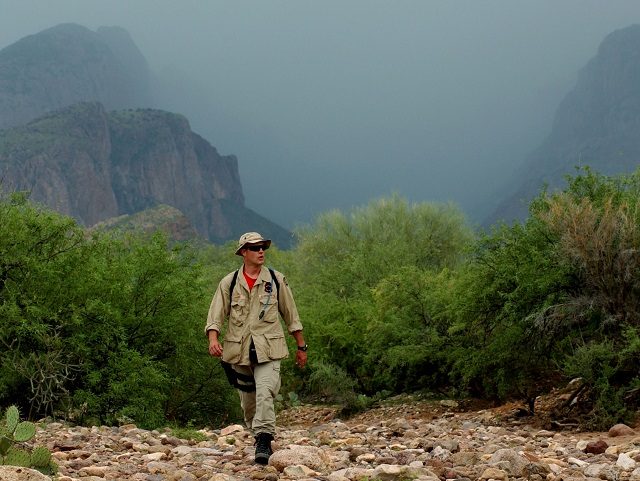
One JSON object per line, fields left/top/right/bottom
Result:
{"left": 233, "top": 360, "right": 281, "bottom": 435}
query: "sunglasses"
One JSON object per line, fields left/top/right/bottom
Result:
{"left": 245, "top": 244, "right": 269, "bottom": 252}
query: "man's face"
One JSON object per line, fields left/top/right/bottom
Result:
{"left": 242, "top": 243, "right": 268, "bottom": 266}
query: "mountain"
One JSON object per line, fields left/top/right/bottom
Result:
{"left": 489, "top": 24, "right": 640, "bottom": 225}
{"left": 0, "top": 23, "right": 293, "bottom": 247}
{"left": 0, "top": 23, "right": 152, "bottom": 129}
{"left": 0, "top": 102, "right": 292, "bottom": 247}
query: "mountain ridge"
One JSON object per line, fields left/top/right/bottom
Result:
{"left": 488, "top": 24, "right": 640, "bottom": 225}
{"left": 0, "top": 23, "right": 152, "bottom": 129}
{"left": 0, "top": 101, "right": 292, "bottom": 247}
{"left": 0, "top": 23, "right": 292, "bottom": 246}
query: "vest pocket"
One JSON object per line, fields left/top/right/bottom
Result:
{"left": 230, "top": 298, "right": 246, "bottom": 326}
{"left": 223, "top": 335, "right": 243, "bottom": 364}
{"left": 265, "top": 332, "right": 288, "bottom": 359}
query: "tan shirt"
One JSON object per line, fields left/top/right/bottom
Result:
{"left": 205, "top": 266, "right": 304, "bottom": 366}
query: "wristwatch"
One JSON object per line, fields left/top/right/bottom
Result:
{"left": 297, "top": 344, "right": 308, "bottom": 352}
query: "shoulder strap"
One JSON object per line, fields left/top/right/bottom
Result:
{"left": 229, "top": 269, "right": 239, "bottom": 301}
{"left": 268, "top": 268, "right": 280, "bottom": 293}
{"left": 269, "top": 267, "right": 282, "bottom": 306}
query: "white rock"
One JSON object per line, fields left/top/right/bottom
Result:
{"left": 576, "top": 440, "right": 589, "bottom": 450}
{"left": 431, "top": 445, "right": 451, "bottom": 460}
{"left": 327, "top": 467, "right": 374, "bottom": 481}
{"left": 220, "top": 424, "right": 245, "bottom": 436}
{"left": 269, "top": 445, "right": 331, "bottom": 471}
{"left": 142, "top": 451, "right": 167, "bottom": 461}
{"left": 146, "top": 461, "right": 175, "bottom": 474}
{"left": 584, "top": 463, "right": 618, "bottom": 481}
{"left": 206, "top": 474, "right": 242, "bottom": 481}
{"left": 372, "top": 464, "right": 438, "bottom": 481}
{"left": 605, "top": 445, "right": 620, "bottom": 455}
{"left": 389, "top": 443, "right": 407, "bottom": 450}
{"left": 172, "top": 445, "right": 195, "bottom": 456}
{"left": 356, "top": 453, "right": 376, "bottom": 463}
{"left": 568, "top": 456, "right": 588, "bottom": 467}
{"left": 617, "top": 452, "right": 637, "bottom": 471}
{"left": 547, "top": 463, "right": 563, "bottom": 474}
{"left": 479, "top": 467, "right": 508, "bottom": 481}
{"left": 284, "top": 465, "right": 320, "bottom": 478}
{"left": 489, "top": 448, "right": 529, "bottom": 476}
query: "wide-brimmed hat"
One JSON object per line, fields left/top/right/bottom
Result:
{"left": 235, "top": 232, "right": 272, "bottom": 256}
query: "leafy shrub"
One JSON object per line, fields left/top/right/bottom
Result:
{"left": 304, "top": 361, "right": 358, "bottom": 403}
{"left": 0, "top": 193, "right": 238, "bottom": 428}
{"left": 169, "top": 425, "right": 208, "bottom": 442}
{"left": 362, "top": 266, "right": 453, "bottom": 393}
{"left": 293, "top": 195, "right": 473, "bottom": 393}
{"left": 439, "top": 168, "right": 640, "bottom": 425}
{"left": 442, "top": 216, "right": 572, "bottom": 402}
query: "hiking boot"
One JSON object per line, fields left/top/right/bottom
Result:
{"left": 254, "top": 432, "right": 274, "bottom": 465}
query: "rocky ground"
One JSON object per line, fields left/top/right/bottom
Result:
{"left": 1, "top": 393, "right": 639, "bottom": 481}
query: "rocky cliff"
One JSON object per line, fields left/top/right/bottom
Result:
{"left": 489, "top": 24, "right": 640, "bottom": 224}
{"left": 0, "top": 23, "right": 152, "bottom": 129}
{"left": 0, "top": 102, "right": 291, "bottom": 246}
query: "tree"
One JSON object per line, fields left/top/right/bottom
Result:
{"left": 292, "top": 195, "right": 473, "bottom": 396}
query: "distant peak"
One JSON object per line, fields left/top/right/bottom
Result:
{"left": 97, "top": 25, "right": 137, "bottom": 42}
{"left": 597, "top": 24, "right": 640, "bottom": 56}
{"left": 37, "top": 23, "right": 96, "bottom": 37}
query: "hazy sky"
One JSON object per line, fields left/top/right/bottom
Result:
{"left": 1, "top": 1, "right": 640, "bottom": 229}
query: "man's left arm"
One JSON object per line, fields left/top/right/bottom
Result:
{"left": 277, "top": 274, "right": 307, "bottom": 368}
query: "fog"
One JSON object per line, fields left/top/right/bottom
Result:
{"left": 2, "top": 1, "right": 640, "bottom": 229}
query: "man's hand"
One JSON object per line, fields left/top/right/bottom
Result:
{"left": 296, "top": 350, "right": 307, "bottom": 369}
{"left": 207, "top": 330, "right": 223, "bottom": 357}
{"left": 291, "top": 330, "right": 307, "bottom": 368}
{"left": 209, "top": 340, "right": 223, "bottom": 357}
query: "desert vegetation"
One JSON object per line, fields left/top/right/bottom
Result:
{"left": 1, "top": 168, "right": 639, "bottom": 430}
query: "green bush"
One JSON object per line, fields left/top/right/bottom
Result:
{"left": 437, "top": 168, "right": 640, "bottom": 425}
{"left": 362, "top": 266, "right": 452, "bottom": 393}
{"left": 0, "top": 193, "right": 238, "bottom": 428}
{"left": 435, "top": 216, "right": 572, "bottom": 402}
{"left": 304, "top": 361, "right": 357, "bottom": 403}
{"left": 292, "top": 195, "right": 473, "bottom": 394}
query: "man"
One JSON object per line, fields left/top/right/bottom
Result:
{"left": 205, "top": 232, "right": 308, "bottom": 465}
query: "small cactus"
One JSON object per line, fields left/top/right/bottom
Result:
{"left": 5, "top": 447, "right": 31, "bottom": 467}
{"left": 5, "top": 406, "right": 19, "bottom": 433}
{"left": 30, "top": 446, "right": 52, "bottom": 468}
{"left": 0, "top": 436, "right": 10, "bottom": 457}
{"left": 13, "top": 421, "right": 36, "bottom": 442}
{"left": 0, "top": 405, "right": 56, "bottom": 474}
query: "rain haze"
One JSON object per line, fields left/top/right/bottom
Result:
{"left": 1, "top": 1, "right": 640, "bottom": 230}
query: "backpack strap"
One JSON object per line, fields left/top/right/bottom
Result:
{"left": 229, "top": 269, "right": 239, "bottom": 301}
{"left": 268, "top": 267, "right": 280, "bottom": 300}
